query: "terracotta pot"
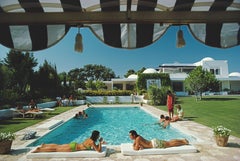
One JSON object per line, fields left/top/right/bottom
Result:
{"left": 215, "top": 135, "right": 229, "bottom": 147}
{"left": 0, "top": 140, "right": 13, "bottom": 154}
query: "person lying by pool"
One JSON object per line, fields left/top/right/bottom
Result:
{"left": 129, "top": 130, "right": 189, "bottom": 150}
{"left": 32, "top": 130, "right": 106, "bottom": 153}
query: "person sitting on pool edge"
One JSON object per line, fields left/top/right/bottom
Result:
{"left": 172, "top": 104, "right": 184, "bottom": 122}
{"left": 32, "top": 130, "right": 106, "bottom": 153}
{"left": 129, "top": 130, "right": 189, "bottom": 150}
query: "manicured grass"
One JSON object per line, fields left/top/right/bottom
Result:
{"left": 0, "top": 106, "right": 74, "bottom": 133}
{"left": 156, "top": 95, "right": 240, "bottom": 138}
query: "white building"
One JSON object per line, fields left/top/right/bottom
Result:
{"left": 104, "top": 57, "right": 240, "bottom": 95}
{"left": 159, "top": 57, "right": 240, "bottom": 95}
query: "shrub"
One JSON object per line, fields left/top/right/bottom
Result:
{"left": 103, "top": 96, "right": 107, "bottom": 104}
{"left": 213, "top": 125, "right": 231, "bottom": 137}
{"left": 0, "top": 132, "right": 15, "bottom": 141}
{"left": 115, "top": 96, "right": 120, "bottom": 103}
{"left": 147, "top": 86, "right": 172, "bottom": 105}
{"left": 83, "top": 90, "right": 132, "bottom": 96}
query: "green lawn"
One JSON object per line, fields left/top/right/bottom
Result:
{"left": 156, "top": 95, "right": 240, "bottom": 138}
{"left": 0, "top": 106, "right": 73, "bottom": 133}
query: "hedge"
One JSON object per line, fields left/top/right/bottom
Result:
{"left": 83, "top": 90, "right": 132, "bottom": 96}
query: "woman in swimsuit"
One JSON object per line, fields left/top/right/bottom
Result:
{"left": 172, "top": 104, "right": 184, "bottom": 122}
{"left": 32, "top": 130, "right": 106, "bottom": 153}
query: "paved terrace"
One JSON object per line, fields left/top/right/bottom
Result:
{"left": 2, "top": 104, "right": 240, "bottom": 161}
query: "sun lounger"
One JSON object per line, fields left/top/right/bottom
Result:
{"left": 26, "top": 145, "right": 107, "bottom": 159}
{"left": 11, "top": 108, "right": 44, "bottom": 118}
{"left": 121, "top": 143, "right": 197, "bottom": 156}
{"left": 12, "top": 109, "right": 26, "bottom": 118}
{"left": 39, "top": 108, "right": 55, "bottom": 111}
{"left": 25, "top": 111, "right": 44, "bottom": 118}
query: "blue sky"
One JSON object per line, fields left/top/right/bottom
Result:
{"left": 0, "top": 26, "right": 239, "bottom": 78}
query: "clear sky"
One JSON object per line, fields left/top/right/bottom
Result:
{"left": 0, "top": 26, "right": 239, "bottom": 78}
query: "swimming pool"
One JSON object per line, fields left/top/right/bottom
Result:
{"left": 28, "top": 107, "right": 195, "bottom": 146}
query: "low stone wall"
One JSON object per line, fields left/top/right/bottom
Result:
{"left": 74, "top": 100, "right": 86, "bottom": 105}
{"left": 86, "top": 96, "right": 143, "bottom": 104}
{"left": 37, "top": 101, "right": 57, "bottom": 109}
{"left": 0, "top": 109, "right": 13, "bottom": 120}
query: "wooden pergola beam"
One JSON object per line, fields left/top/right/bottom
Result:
{"left": 0, "top": 11, "right": 240, "bottom": 26}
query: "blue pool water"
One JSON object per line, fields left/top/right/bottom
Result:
{"left": 28, "top": 107, "right": 195, "bottom": 146}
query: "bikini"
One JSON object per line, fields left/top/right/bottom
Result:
{"left": 69, "top": 142, "right": 92, "bottom": 152}
{"left": 82, "top": 143, "right": 92, "bottom": 150}
{"left": 69, "top": 142, "right": 77, "bottom": 151}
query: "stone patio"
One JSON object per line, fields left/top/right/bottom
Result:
{"left": 1, "top": 104, "right": 240, "bottom": 161}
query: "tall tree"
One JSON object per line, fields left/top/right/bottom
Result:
{"left": 31, "top": 60, "right": 61, "bottom": 98}
{"left": 184, "top": 66, "right": 220, "bottom": 100}
{"left": 0, "top": 62, "right": 12, "bottom": 90}
{"left": 82, "top": 64, "right": 115, "bottom": 81}
{"left": 58, "top": 72, "right": 67, "bottom": 87}
{"left": 68, "top": 68, "right": 85, "bottom": 90}
{"left": 124, "top": 69, "right": 135, "bottom": 78}
{"left": 4, "top": 50, "right": 37, "bottom": 96}
{"left": 137, "top": 67, "right": 146, "bottom": 75}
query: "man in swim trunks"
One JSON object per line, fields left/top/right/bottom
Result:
{"left": 129, "top": 130, "right": 189, "bottom": 150}
{"left": 33, "top": 130, "right": 106, "bottom": 153}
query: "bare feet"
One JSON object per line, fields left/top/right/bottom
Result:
{"left": 32, "top": 147, "right": 40, "bottom": 153}
{"left": 184, "top": 139, "right": 189, "bottom": 145}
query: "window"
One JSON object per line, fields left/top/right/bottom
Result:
{"left": 210, "top": 69, "right": 214, "bottom": 74}
{"left": 210, "top": 68, "right": 220, "bottom": 75}
{"left": 172, "top": 82, "right": 183, "bottom": 91}
{"left": 215, "top": 69, "right": 220, "bottom": 75}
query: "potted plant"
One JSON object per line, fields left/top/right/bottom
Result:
{"left": 213, "top": 125, "right": 231, "bottom": 147}
{"left": 0, "top": 132, "right": 16, "bottom": 154}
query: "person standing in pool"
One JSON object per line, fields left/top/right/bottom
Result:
{"left": 159, "top": 114, "right": 165, "bottom": 125}
{"left": 162, "top": 116, "right": 170, "bottom": 129}
{"left": 129, "top": 130, "right": 189, "bottom": 150}
{"left": 32, "top": 130, "right": 106, "bottom": 153}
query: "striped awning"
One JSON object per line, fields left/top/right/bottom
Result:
{"left": 0, "top": 0, "right": 239, "bottom": 51}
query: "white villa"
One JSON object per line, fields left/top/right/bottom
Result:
{"left": 104, "top": 57, "right": 240, "bottom": 96}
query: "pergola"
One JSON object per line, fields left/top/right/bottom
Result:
{"left": 0, "top": 0, "right": 239, "bottom": 52}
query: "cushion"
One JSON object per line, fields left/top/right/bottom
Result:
{"left": 27, "top": 145, "right": 107, "bottom": 158}
{"left": 121, "top": 143, "right": 197, "bottom": 156}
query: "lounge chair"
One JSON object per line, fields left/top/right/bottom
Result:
{"left": 25, "top": 110, "right": 44, "bottom": 118}
{"left": 39, "top": 108, "right": 55, "bottom": 111}
{"left": 27, "top": 145, "right": 107, "bottom": 159}
{"left": 12, "top": 109, "right": 26, "bottom": 118}
{"left": 121, "top": 143, "right": 197, "bottom": 156}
